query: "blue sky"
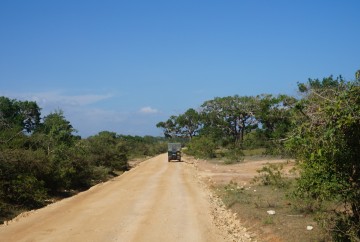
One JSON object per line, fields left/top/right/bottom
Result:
{"left": 1, "top": 1, "right": 359, "bottom": 137}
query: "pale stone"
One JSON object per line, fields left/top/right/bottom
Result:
{"left": 267, "top": 210, "right": 276, "bottom": 215}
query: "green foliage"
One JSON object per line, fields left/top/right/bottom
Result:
{"left": 242, "top": 148, "right": 266, "bottom": 156}
{"left": 0, "top": 96, "right": 41, "bottom": 133}
{"left": 156, "top": 115, "right": 179, "bottom": 138}
{"left": 255, "top": 94, "right": 297, "bottom": 155}
{"left": 86, "top": 131, "right": 129, "bottom": 171}
{"left": 176, "top": 108, "right": 202, "bottom": 139}
{"left": 6, "top": 174, "right": 47, "bottom": 208}
{"left": 323, "top": 212, "right": 360, "bottom": 242}
{"left": 253, "top": 163, "right": 288, "bottom": 188}
{"left": 185, "top": 135, "right": 217, "bottom": 159}
{"left": 34, "top": 110, "right": 78, "bottom": 153}
{"left": 288, "top": 76, "right": 360, "bottom": 240}
{"left": 157, "top": 94, "right": 296, "bottom": 159}
{"left": 156, "top": 108, "right": 201, "bottom": 139}
{"left": 201, "top": 95, "right": 258, "bottom": 146}
{"left": 0, "top": 149, "right": 49, "bottom": 208}
{"left": 242, "top": 129, "right": 267, "bottom": 149}
{"left": 223, "top": 146, "right": 244, "bottom": 164}
{"left": 119, "top": 135, "right": 167, "bottom": 158}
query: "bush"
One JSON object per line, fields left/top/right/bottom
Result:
{"left": 252, "top": 163, "right": 288, "bottom": 188}
{"left": 288, "top": 77, "right": 360, "bottom": 240}
{"left": 91, "top": 166, "right": 112, "bottom": 183}
{"left": 223, "top": 147, "right": 244, "bottom": 164}
{"left": 5, "top": 175, "right": 47, "bottom": 208}
{"left": 185, "top": 135, "right": 217, "bottom": 159}
{"left": 0, "top": 149, "right": 49, "bottom": 207}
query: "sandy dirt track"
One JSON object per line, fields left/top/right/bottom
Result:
{"left": 0, "top": 154, "right": 249, "bottom": 242}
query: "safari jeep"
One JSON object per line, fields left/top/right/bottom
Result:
{"left": 168, "top": 143, "right": 181, "bottom": 162}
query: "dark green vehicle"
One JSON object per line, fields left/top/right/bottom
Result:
{"left": 168, "top": 143, "right": 181, "bottom": 162}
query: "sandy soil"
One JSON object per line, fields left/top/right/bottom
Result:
{"left": 194, "top": 158, "right": 294, "bottom": 186}
{"left": 0, "top": 154, "right": 252, "bottom": 242}
{"left": 190, "top": 156, "right": 296, "bottom": 242}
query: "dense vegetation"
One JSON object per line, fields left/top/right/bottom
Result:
{"left": 288, "top": 76, "right": 360, "bottom": 241}
{"left": 157, "top": 93, "right": 296, "bottom": 160}
{"left": 158, "top": 72, "right": 360, "bottom": 241}
{"left": 0, "top": 98, "right": 166, "bottom": 222}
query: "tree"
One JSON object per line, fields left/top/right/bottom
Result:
{"left": 0, "top": 97, "right": 41, "bottom": 145}
{"left": 256, "top": 94, "right": 296, "bottom": 138}
{"left": 176, "top": 108, "right": 202, "bottom": 139}
{"left": 288, "top": 76, "right": 360, "bottom": 240}
{"left": 29, "top": 110, "right": 79, "bottom": 191}
{"left": 16, "top": 100, "right": 41, "bottom": 133}
{"left": 0, "top": 97, "right": 41, "bottom": 131}
{"left": 255, "top": 94, "right": 297, "bottom": 154}
{"left": 35, "top": 110, "right": 77, "bottom": 155}
{"left": 201, "top": 95, "right": 258, "bottom": 146}
{"left": 156, "top": 115, "right": 180, "bottom": 138}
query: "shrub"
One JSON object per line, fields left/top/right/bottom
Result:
{"left": 223, "top": 147, "right": 244, "bottom": 164}
{"left": 253, "top": 163, "right": 288, "bottom": 188}
{"left": 185, "top": 135, "right": 216, "bottom": 159}
{"left": 6, "top": 174, "right": 47, "bottom": 208}
{"left": 288, "top": 77, "right": 360, "bottom": 240}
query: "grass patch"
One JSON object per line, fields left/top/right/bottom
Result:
{"left": 242, "top": 148, "right": 266, "bottom": 157}
{"left": 215, "top": 181, "right": 331, "bottom": 242}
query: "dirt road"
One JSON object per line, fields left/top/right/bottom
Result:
{"left": 0, "top": 154, "right": 247, "bottom": 242}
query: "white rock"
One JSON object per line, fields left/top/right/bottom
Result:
{"left": 267, "top": 210, "right": 276, "bottom": 215}
{"left": 307, "top": 225, "right": 314, "bottom": 231}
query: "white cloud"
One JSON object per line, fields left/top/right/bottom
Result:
{"left": 0, "top": 91, "right": 113, "bottom": 106}
{"left": 139, "top": 106, "right": 159, "bottom": 114}
{"left": 28, "top": 91, "right": 112, "bottom": 107}
{"left": 68, "top": 107, "right": 129, "bottom": 137}
{"left": 0, "top": 90, "right": 113, "bottom": 109}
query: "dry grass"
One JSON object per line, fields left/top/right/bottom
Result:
{"left": 214, "top": 181, "right": 331, "bottom": 242}
{"left": 242, "top": 148, "right": 266, "bottom": 157}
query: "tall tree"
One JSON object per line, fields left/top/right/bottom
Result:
{"left": 156, "top": 115, "right": 180, "bottom": 138}
{"left": 201, "top": 95, "right": 258, "bottom": 146}
{"left": 35, "top": 110, "right": 77, "bottom": 155}
{"left": 256, "top": 94, "right": 297, "bottom": 140}
{"left": 176, "top": 108, "right": 201, "bottom": 139}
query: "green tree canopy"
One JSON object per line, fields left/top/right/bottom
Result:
{"left": 156, "top": 115, "right": 179, "bottom": 138}
{"left": 176, "top": 108, "right": 202, "bottom": 139}
{"left": 0, "top": 97, "right": 41, "bottom": 146}
{"left": 256, "top": 94, "right": 297, "bottom": 140}
{"left": 201, "top": 95, "right": 258, "bottom": 146}
{"left": 34, "top": 110, "right": 77, "bottom": 155}
{"left": 0, "top": 96, "right": 41, "bottom": 132}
